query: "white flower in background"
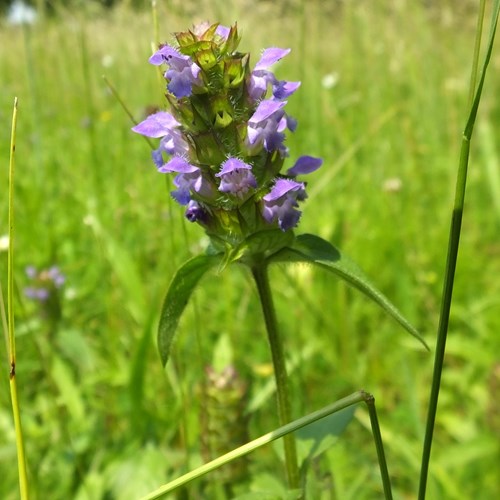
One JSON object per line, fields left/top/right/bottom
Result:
{"left": 382, "top": 177, "right": 403, "bottom": 193}
{"left": 101, "top": 55, "right": 114, "bottom": 68}
{"left": 7, "top": 0, "right": 37, "bottom": 26}
{"left": 321, "top": 72, "right": 339, "bottom": 90}
{"left": 0, "top": 235, "right": 9, "bottom": 252}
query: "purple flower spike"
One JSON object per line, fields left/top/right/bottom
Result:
{"left": 216, "top": 158, "right": 257, "bottom": 198}
{"left": 287, "top": 155, "right": 323, "bottom": 176}
{"left": 161, "top": 156, "right": 213, "bottom": 204}
{"left": 262, "top": 178, "right": 307, "bottom": 231}
{"left": 149, "top": 45, "right": 201, "bottom": 98}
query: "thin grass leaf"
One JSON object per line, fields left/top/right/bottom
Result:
{"left": 418, "top": 2, "right": 500, "bottom": 497}
{"left": 269, "top": 233, "right": 427, "bottom": 349}
{"left": 158, "top": 254, "right": 223, "bottom": 366}
{"left": 140, "top": 391, "right": 367, "bottom": 500}
{"left": 7, "top": 97, "right": 29, "bottom": 499}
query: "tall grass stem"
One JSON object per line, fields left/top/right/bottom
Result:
{"left": 8, "top": 97, "right": 30, "bottom": 499}
{"left": 418, "top": 3, "right": 500, "bottom": 498}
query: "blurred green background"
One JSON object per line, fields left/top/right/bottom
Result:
{"left": 1, "top": 0, "right": 499, "bottom": 498}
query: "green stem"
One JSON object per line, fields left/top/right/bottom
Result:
{"left": 8, "top": 98, "right": 29, "bottom": 499}
{"left": 251, "top": 264, "right": 300, "bottom": 491}
{"left": 418, "top": 2, "right": 500, "bottom": 498}
{"left": 363, "top": 392, "right": 393, "bottom": 500}
{"left": 141, "top": 391, "right": 366, "bottom": 500}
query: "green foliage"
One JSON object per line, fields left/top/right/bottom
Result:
{"left": 270, "top": 233, "right": 428, "bottom": 348}
{"left": 1, "top": 0, "right": 499, "bottom": 499}
{"left": 158, "top": 254, "right": 222, "bottom": 366}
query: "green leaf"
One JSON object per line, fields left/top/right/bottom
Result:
{"left": 158, "top": 254, "right": 223, "bottom": 366}
{"left": 269, "top": 233, "right": 428, "bottom": 349}
{"left": 295, "top": 406, "right": 355, "bottom": 464}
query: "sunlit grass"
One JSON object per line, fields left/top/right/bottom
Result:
{"left": 1, "top": 0, "right": 499, "bottom": 498}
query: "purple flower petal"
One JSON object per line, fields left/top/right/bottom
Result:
{"left": 159, "top": 156, "right": 198, "bottom": 174}
{"left": 262, "top": 179, "right": 307, "bottom": 231}
{"left": 249, "top": 99, "right": 286, "bottom": 124}
{"left": 263, "top": 178, "right": 304, "bottom": 202}
{"left": 149, "top": 45, "right": 201, "bottom": 98}
{"left": 132, "top": 111, "right": 179, "bottom": 138}
{"left": 254, "top": 48, "right": 291, "bottom": 71}
{"left": 185, "top": 200, "right": 208, "bottom": 223}
{"left": 149, "top": 45, "right": 186, "bottom": 66}
{"left": 216, "top": 158, "right": 257, "bottom": 198}
{"left": 216, "top": 25, "right": 230, "bottom": 39}
{"left": 273, "top": 80, "right": 301, "bottom": 100}
{"left": 287, "top": 156, "right": 323, "bottom": 176}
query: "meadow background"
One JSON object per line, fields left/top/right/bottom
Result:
{"left": 1, "top": 0, "right": 499, "bottom": 498}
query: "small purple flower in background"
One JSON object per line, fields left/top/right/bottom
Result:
{"left": 149, "top": 45, "right": 202, "bottom": 98}
{"left": 262, "top": 179, "right": 307, "bottom": 231}
{"left": 216, "top": 158, "right": 257, "bottom": 198}
{"left": 24, "top": 265, "right": 65, "bottom": 303}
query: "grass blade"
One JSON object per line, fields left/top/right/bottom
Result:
{"left": 418, "top": 2, "right": 500, "bottom": 498}
{"left": 7, "top": 97, "right": 30, "bottom": 499}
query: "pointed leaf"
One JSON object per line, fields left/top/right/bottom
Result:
{"left": 158, "top": 254, "right": 223, "bottom": 366}
{"left": 269, "top": 233, "right": 428, "bottom": 349}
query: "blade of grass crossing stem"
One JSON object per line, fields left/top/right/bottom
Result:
{"left": 8, "top": 98, "right": 29, "bottom": 499}
{"left": 418, "top": 3, "right": 500, "bottom": 499}
{"left": 139, "top": 391, "right": 393, "bottom": 500}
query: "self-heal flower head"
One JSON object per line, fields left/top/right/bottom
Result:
{"left": 249, "top": 48, "right": 301, "bottom": 102}
{"left": 262, "top": 179, "right": 307, "bottom": 231}
{"left": 216, "top": 158, "right": 257, "bottom": 198}
{"left": 161, "top": 156, "right": 214, "bottom": 205}
{"left": 133, "top": 22, "right": 323, "bottom": 247}
{"left": 132, "top": 111, "right": 189, "bottom": 169}
{"left": 149, "top": 45, "right": 202, "bottom": 98}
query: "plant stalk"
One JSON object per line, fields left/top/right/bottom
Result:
{"left": 418, "top": 1, "right": 499, "bottom": 497}
{"left": 251, "top": 263, "right": 300, "bottom": 491}
{"left": 8, "top": 98, "right": 29, "bottom": 499}
{"left": 363, "top": 392, "right": 393, "bottom": 500}
{"left": 141, "top": 391, "right": 366, "bottom": 499}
